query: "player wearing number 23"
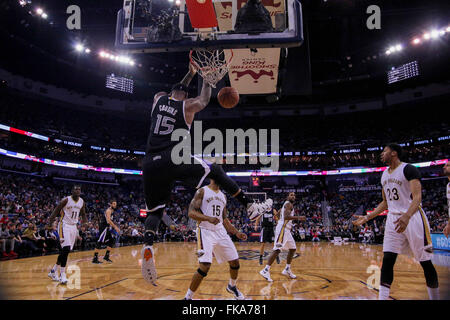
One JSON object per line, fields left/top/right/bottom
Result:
{"left": 353, "top": 144, "right": 439, "bottom": 300}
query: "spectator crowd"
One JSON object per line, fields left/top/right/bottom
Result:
{"left": 1, "top": 168, "right": 448, "bottom": 260}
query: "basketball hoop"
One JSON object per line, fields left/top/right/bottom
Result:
{"left": 189, "top": 49, "right": 233, "bottom": 88}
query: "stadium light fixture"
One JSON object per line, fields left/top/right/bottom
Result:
{"left": 446, "top": 26, "right": 450, "bottom": 33}
{"left": 430, "top": 29, "right": 439, "bottom": 38}
{"left": 385, "top": 50, "right": 391, "bottom": 55}
{"left": 36, "top": 8, "right": 43, "bottom": 15}
{"left": 412, "top": 38, "right": 421, "bottom": 45}
{"left": 85, "top": 48, "right": 91, "bottom": 54}
{"left": 75, "top": 43, "right": 84, "bottom": 52}
{"left": 423, "top": 33, "right": 430, "bottom": 40}
{"left": 395, "top": 44, "right": 402, "bottom": 51}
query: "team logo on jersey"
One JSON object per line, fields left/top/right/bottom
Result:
{"left": 237, "top": 250, "right": 300, "bottom": 261}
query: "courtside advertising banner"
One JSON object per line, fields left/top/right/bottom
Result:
{"left": 431, "top": 233, "right": 450, "bottom": 251}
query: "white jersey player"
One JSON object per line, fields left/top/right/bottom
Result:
{"left": 184, "top": 179, "right": 247, "bottom": 300}
{"left": 353, "top": 144, "right": 439, "bottom": 300}
{"left": 443, "top": 161, "right": 450, "bottom": 238}
{"left": 47, "top": 185, "right": 87, "bottom": 285}
{"left": 259, "top": 192, "right": 305, "bottom": 282}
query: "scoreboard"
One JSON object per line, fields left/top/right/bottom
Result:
{"left": 387, "top": 61, "right": 419, "bottom": 84}
{"left": 106, "top": 74, "right": 133, "bottom": 93}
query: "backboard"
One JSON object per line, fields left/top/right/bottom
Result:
{"left": 115, "top": 0, "right": 303, "bottom": 53}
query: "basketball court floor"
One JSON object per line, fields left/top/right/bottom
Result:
{"left": 1, "top": 242, "right": 448, "bottom": 300}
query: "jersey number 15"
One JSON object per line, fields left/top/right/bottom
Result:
{"left": 154, "top": 114, "right": 175, "bottom": 135}
{"left": 212, "top": 205, "right": 221, "bottom": 217}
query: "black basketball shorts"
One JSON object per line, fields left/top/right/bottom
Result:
{"left": 260, "top": 227, "right": 275, "bottom": 243}
{"left": 142, "top": 148, "right": 211, "bottom": 212}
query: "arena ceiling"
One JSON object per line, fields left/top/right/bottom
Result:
{"left": 0, "top": 0, "right": 448, "bottom": 104}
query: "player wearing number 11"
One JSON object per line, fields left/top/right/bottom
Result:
{"left": 353, "top": 144, "right": 439, "bottom": 300}
{"left": 46, "top": 185, "right": 87, "bottom": 285}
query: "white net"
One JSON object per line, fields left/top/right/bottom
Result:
{"left": 189, "top": 49, "right": 233, "bottom": 88}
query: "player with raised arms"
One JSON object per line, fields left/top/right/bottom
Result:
{"left": 141, "top": 63, "right": 272, "bottom": 285}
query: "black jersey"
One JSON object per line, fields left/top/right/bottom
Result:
{"left": 146, "top": 95, "right": 190, "bottom": 154}
{"left": 260, "top": 210, "right": 275, "bottom": 228}
{"left": 99, "top": 208, "right": 112, "bottom": 228}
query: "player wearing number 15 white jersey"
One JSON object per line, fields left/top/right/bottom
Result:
{"left": 183, "top": 179, "right": 248, "bottom": 300}
{"left": 353, "top": 144, "right": 439, "bottom": 300}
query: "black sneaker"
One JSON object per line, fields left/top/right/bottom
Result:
{"left": 226, "top": 284, "right": 245, "bottom": 300}
{"left": 276, "top": 255, "right": 280, "bottom": 264}
{"left": 259, "top": 256, "right": 263, "bottom": 265}
{"left": 183, "top": 297, "right": 192, "bottom": 300}
{"left": 92, "top": 258, "right": 102, "bottom": 264}
{"left": 104, "top": 257, "right": 113, "bottom": 263}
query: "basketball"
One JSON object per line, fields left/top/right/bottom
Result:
{"left": 218, "top": 87, "right": 239, "bottom": 109}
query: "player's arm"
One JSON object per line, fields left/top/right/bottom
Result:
{"left": 253, "top": 215, "right": 262, "bottom": 229}
{"left": 223, "top": 207, "right": 247, "bottom": 240}
{"left": 47, "top": 198, "right": 68, "bottom": 226}
{"left": 184, "top": 80, "right": 212, "bottom": 114}
{"left": 273, "top": 208, "right": 279, "bottom": 221}
{"left": 105, "top": 208, "right": 120, "bottom": 233}
{"left": 80, "top": 202, "right": 88, "bottom": 224}
{"left": 188, "top": 189, "right": 219, "bottom": 224}
{"left": 353, "top": 189, "right": 388, "bottom": 226}
{"left": 180, "top": 63, "right": 197, "bottom": 87}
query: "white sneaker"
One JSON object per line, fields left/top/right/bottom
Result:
{"left": 48, "top": 270, "right": 59, "bottom": 282}
{"left": 141, "top": 245, "right": 157, "bottom": 286}
{"left": 259, "top": 269, "right": 273, "bottom": 282}
{"left": 282, "top": 268, "right": 297, "bottom": 279}
{"left": 226, "top": 284, "right": 245, "bottom": 300}
{"left": 248, "top": 198, "right": 273, "bottom": 221}
{"left": 59, "top": 273, "right": 68, "bottom": 285}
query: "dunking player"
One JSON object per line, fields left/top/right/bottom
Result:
{"left": 47, "top": 186, "right": 87, "bottom": 284}
{"left": 92, "top": 199, "right": 120, "bottom": 264}
{"left": 443, "top": 161, "right": 450, "bottom": 238}
{"left": 255, "top": 208, "right": 280, "bottom": 265}
{"left": 184, "top": 179, "right": 247, "bottom": 300}
{"left": 259, "top": 192, "right": 305, "bottom": 282}
{"left": 141, "top": 63, "right": 272, "bottom": 284}
{"left": 353, "top": 144, "right": 440, "bottom": 299}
